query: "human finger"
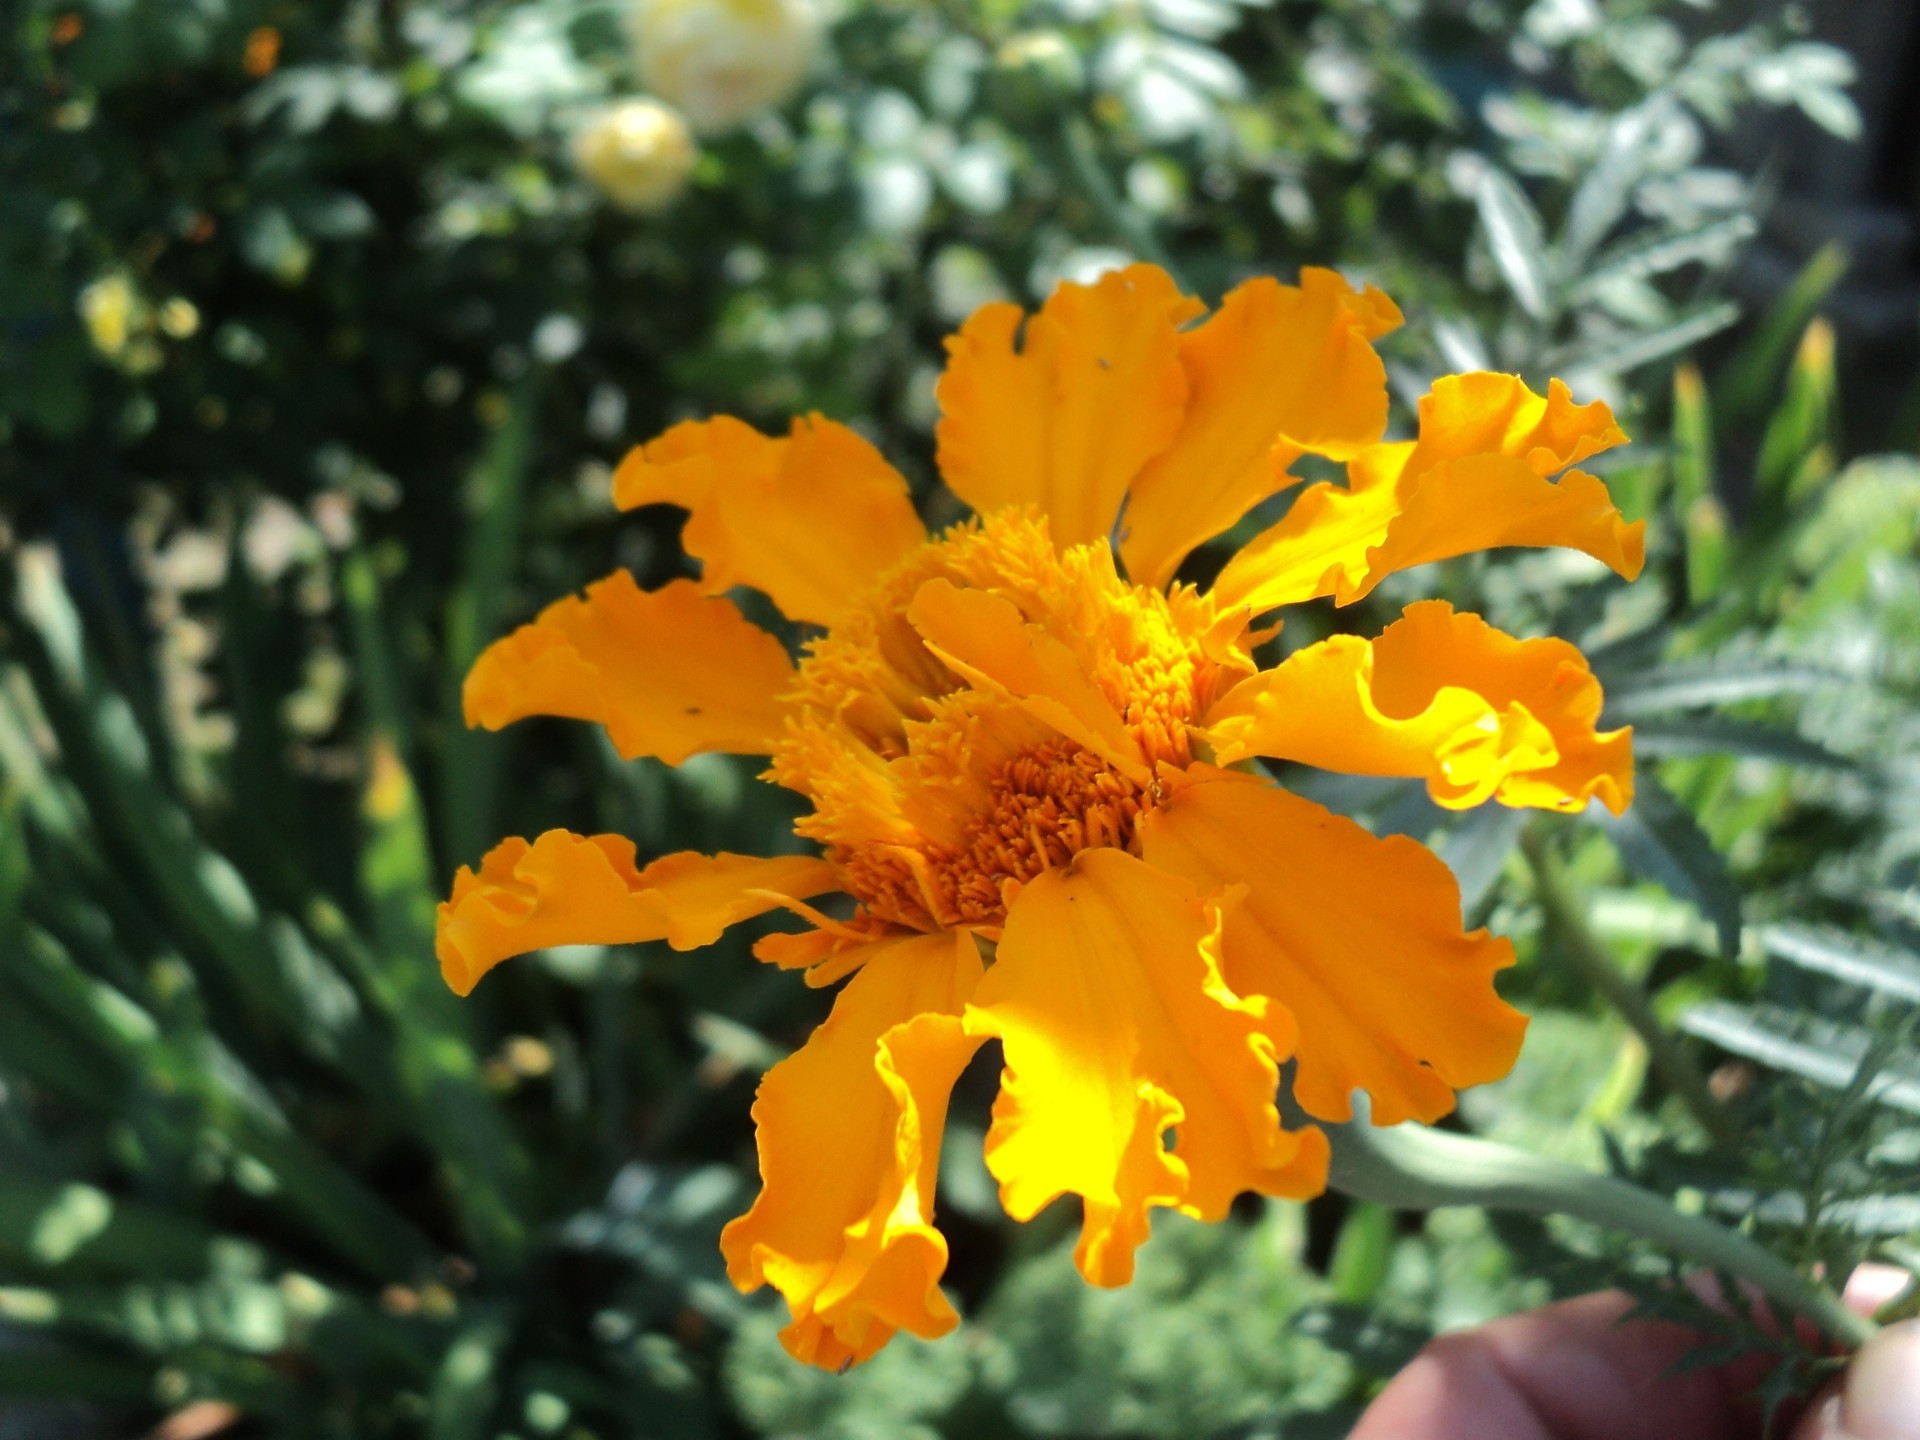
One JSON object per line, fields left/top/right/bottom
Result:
{"left": 1790, "top": 1320, "right": 1920, "bottom": 1440}
{"left": 1349, "top": 1290, "right": 1767, "bottom": 1440}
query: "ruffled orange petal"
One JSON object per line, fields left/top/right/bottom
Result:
{"left": 1139, "top": 768, "right": 1526, "bottom": 1127}
{"left": 612, "top": 414, "right": 926, "bottom": 626}
{"left": 1396, "top": 373, "right": 1627, "bottom": 480}
{"left": 934, "top": 264, "right": 1202, "bottom": 549}
{"left": 1212, "top": 374, "right": 1642, "bottom": 613}
{"left": 964, "top": 849, "right": 1328, "bottom": 1289}
{"left": 1207, "top": 600, "right": 1633, "bottom": 814}
{"left": 905, "top": 577, "right": 1149, "bottom": 783}
{"left": 435, "top": 832, "right": 838, "bottom": 995}
{"left": 753, "top": 913, "right": 910, "bottom": 989}
{"left": 463, "top": 574, "right": 794, "bottom": 763}
{"left": 720, "top": 930, "right": 983, "bottom": 1370}
{"left": 1120, "top": 269, "right": 1402, "bottom": 590}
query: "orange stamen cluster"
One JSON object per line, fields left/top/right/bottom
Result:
{"left": 766, "top": 511, "right": 1251, "bottom": 933}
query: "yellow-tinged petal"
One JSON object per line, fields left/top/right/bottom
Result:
{"left": 964, "top": 849, "right": 1328, "bottom": 1289}
{"left": 905, "top": 577, "right": 1150, "bottom": 783}
{"left": 1212, "top": 374, "right": 1643, "bottom": 613}
{"left": 435, "top": 832, "right": 838, "bottom": 996}
{"left": 612, "top": 413, "right": 925, "bottom": 626}
{"left": 463, "top": 573, "right": 794, "bottom": 763}
{"left": 934, "top": 264, "right": 1202, "bottom": 549}
{"left": 1208, "top": 600, "right": 1633, "bottom": 814}
{"left": 1120, "top": 269, "right": 1402, "bottom": 589}
{"left": 1398, "top": 373, "right": 1626, "bottom": 479}
{"left": 1139, "top": 769, "right": 1526, "bottom": 1127}
{"left": 721, "top": 930, "right": 983, "bottom": 1371}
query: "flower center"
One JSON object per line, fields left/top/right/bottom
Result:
{"left": 766, "top": 511, "right": 1252, "bottom": 933}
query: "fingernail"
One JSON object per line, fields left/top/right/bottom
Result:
{"left": 1841, "top": 1322, "right": 1920, "bottom": 1440}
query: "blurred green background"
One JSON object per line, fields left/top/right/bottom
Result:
{"left": 4, "top": 1, "right": 1920, "bottom": 1436}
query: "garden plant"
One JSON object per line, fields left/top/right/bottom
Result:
{"left": 1, "top": 0, "right": 1917, "bottom": 1437}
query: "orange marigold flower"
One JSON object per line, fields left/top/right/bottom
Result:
{"left": 437, "top": 264, "right": 1644, "bottom": 1370}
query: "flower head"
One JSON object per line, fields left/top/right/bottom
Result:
{"left": 630, "top": 0, "right": 819, "bottom": 134}
{"left": 572, "top": 98, "right": 698, "bottom": 214}
{"left": 439, "top": 263, "right": 1643, "bottom": 1369}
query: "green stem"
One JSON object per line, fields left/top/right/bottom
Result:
{"left": 1325, "top": 1099, "right": 1875, "bottom": 1349}
{"left": 1522, "top": 828, "right": 1740, "bottom": 1149}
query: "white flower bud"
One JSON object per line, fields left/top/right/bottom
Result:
{"left": 630, "top": 0, "right": 821, "bottom": 134}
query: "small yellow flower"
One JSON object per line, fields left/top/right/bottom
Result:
{"left": 158, "top": 298, "right": 201, "bottom": 339}
{"left": 77, "top": 274, "right": 137, "bottom": 358}
{"left": 572, "top": 99, "right": 698, "bottom": 214}
{"left": 439, "top": 265, "right": 1644, "bottom": 1370}
{"left": 630, "top": 0, "right": 819, "bottom": 134}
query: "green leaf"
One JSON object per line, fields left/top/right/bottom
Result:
{"left": 1599, "top": 775, "right": 1741, "bottom": 958}
{"left": 1327, "top": 1202, "right": 1395, "bottom": 1305}
{"left": 1547, "top": 300, "right": 1740, "bottom": 377}
{"left": 1601, "top": 656, "right": 1843, "bottom": 716}
{"left": 1758, "top": 925, "right": 1920, "bottom": 1004}
{"left": 9, "top": 550, "right": 374, "bottom": 1075}
{"left": 5, "top": 931, "right": 438, "bottom": 1283}
{"left": 1670, "top": 362, "right": 1715, "bottom": 510}
{"left": 1755, "top": 319, "right": 1836, "bottom": 507}
{"left": 1679, "top": 1002, "right": 1920, "bottom": 1113}
{"left": 0, "top": 1349, "right": 156, "bottom": 1403}
{"left": 1684, "top": 494, "right": 1730, "bottom": 605}
{"left": 429, "top": 1307, "right": 515, "bottom": 1440}
{"left": 1559, "top": 102, "right": 1663, "bottom": 271}
{"left": 1474, "top": 169, "right": 1552, "bottom": 320}
{"left": 344, "top": 550, "right": 532, "bottom": 1266}
{"left": 440, "top": 379, "right": 537, "bottom": 870}
{"left": 1628, "top": 716, "right": 1854, "bottom": 770}
{"left": 1716, "top": 242, "right": 1847, "bottom": 426}
{"left": 0, "top": 1176, "right": 239, "bottom": 1278}
{"left": 216, "top": 516, "right": 311, "bottom": 896}
{"left": 1569, "top": 215, "right": 1758, "bottom": 303}
{"left": 1438, "top": 803, "right": 1526, "bottom": 914}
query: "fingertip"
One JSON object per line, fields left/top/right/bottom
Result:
{"left": 1838, "top": 1321, "right": 1920, "bottom": 1440}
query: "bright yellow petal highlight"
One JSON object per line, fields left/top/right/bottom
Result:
{"left": 612, "top": 413, "right": 926, "bottom": 626}
{"left": 463, "top": 574, "right": 794, "bottom": 762}
{"left": 1120, "top": 268, "right": 1402, "bottom": 590}
{"left": 905, "top": 576, "right": 1150, "bottom": 784}
{"left": 1212, "top": 373, "right": 1643, "bottom": 612}
{"left": 1395, "top": 372, "right": 1627, "bottom": 480}
{"left": 435, "top": 832, "right": 837, "bottom": 995}
{"left": 721, "top": 930, "right": 983, "bottom": 1370}
{"left": 934, "top": 264, "right": 1202, "bottom": 548}
{"left": 964, "top": 849, "right": 1328, "bottom": 1289}
{"left": 1139, "top": 769, "right": 1526, "bottom": 1127}
{"left": 1208, "top": 600, "right": 1633, "bottom": 814}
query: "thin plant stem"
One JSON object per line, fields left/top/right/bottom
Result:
{"left": 1522, "top": 827, "right": 1741, "bottom": 1149}
{"left": 1325, "top": 1098, "right": 1876, "bottom": 1349}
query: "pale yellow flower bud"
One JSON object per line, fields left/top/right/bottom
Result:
{"left": 630, "top": 0, "right": 820, "bottom": 134}
{"left": 159, "top": 298, "right": 202, "bottom": 339}
{"left": 78, "top": 274, "right": 137, "bottom": 357}
{"left": 572, "top": 99, "right": 698, "bottom": 214}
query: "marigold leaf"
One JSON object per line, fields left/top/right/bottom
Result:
{"left": 1598, "top": 774, "right": 1741, "bottom": 958}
